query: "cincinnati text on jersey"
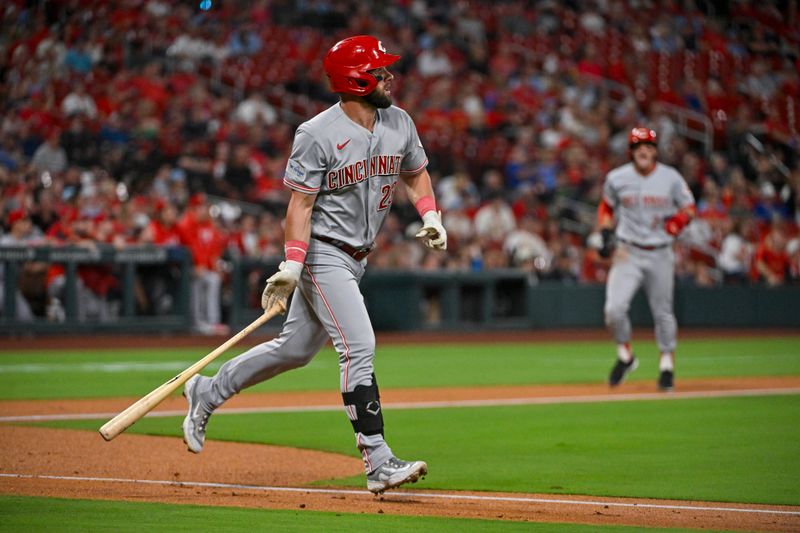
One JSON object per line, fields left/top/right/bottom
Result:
{"left": 327, "top": 154, "right": 403, "bottom": 190}
{"left": 620, "top": 195, "right": 670, "bottom": 208}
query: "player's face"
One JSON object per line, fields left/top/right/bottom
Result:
{"left": 364, "top": 67, "right": 394, "bottom": 109}
{"left": 631, "top": 143, "right": 657, "bottom": 173}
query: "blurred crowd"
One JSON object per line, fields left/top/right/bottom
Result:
{"left": 1, "top": 0, "right": 800, "bottom": 327}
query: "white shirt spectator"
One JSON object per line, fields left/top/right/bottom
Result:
{"left": 167, "top": 34, "right": 229, "bottom": 62}
{"left": 417, "top": 48, "right": 453, "bottom": 78}
{"left": 61, "top": 89, "right": 97, "bottom": 118}
{"left": 474, "top": 198, "right": 516, "bottom": 241}
{"left": 504, "top": 228, "right": 550, "bottom": 266}
{"left": 234, "top": 94, "right": 277, "bottom": 126}
{"left": 442, "top": 208, "right": 475, "bottom": 242}
{"left": 718, "top": 232, "right": 752, "bottom": 275}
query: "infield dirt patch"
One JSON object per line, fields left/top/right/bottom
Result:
{"left": 2, "top": 378, "right": 800, "bottom": 531}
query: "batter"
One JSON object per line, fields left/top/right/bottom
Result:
{"left": 181, "top": 36, "right": 447, "bottom": 494}
{"left": 596, "top": 127, "right": 695, "bottom": 391}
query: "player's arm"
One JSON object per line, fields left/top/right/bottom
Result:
{"left": 401, "top": 168, "right": 447, "bottom": 250}
{"left": 664, "top": 205, "right": 696, "bottom": 236}
{"left": 284, "top": 189, "right": 315, "bottom": 247}
{"left": 594, "top": 194, "right": 617, "bottom": 259}
{"left": 664, "top": 175, "right": 696, "bottom": 237}
{"left": 261, "top": 190, "right": 316, "bottom": 311}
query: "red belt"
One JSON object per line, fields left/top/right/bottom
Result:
{"left": 313, "top": 235, "right": 375, "bottom": 261}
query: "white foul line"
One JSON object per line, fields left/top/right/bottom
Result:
{"left": 1, "top": 473, "right": 799, "bottom": 517}
{"left": 1, "top": 387, "right": 799, "bottom": 423}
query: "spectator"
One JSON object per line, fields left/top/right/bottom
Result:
{"left": 718, "top": 218, "right": 755, "bottom": 284}
{"left": 178, "top": 193, "right": 229, "bottom": 335}
{"left": 474, "top": 191, "right": 516, "bottom": 242}
{"left": 228, "top": 26, "right": 262, "bottom": 57}
{"left": 61, "top": 83, "right": 98, "bottom": 118}
{"left": 504, "top": 216, "right": 549, "bottom": 269}
{"left": 0, "top": 210, "right": 42, "bottom": 321}
{"left": 233, "top": 91, "right": 277, "bottom": 126}
{"left": 752, "top": 224, "right": 789, "bottom": 286}
{"left": 31, "top": 129, "right": 68, "bottom": 174}
{"left": 417, "top": 43, "right": 454, "bottom": 78}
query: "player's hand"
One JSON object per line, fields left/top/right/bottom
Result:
{"left": 415, "top": 210, "right": 447, "bottom": 250}
{"left": 598, "top": 228, "right": 615, "bottom": 258}
{"left": 664, "top": 211, "right": 691, "bottom": 237}
{"left": 261, "top": 260, "right": 303, "bottom": 312}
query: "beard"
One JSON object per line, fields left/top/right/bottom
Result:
{"left": 364, "top": 88, "right": 392, "bottom": 109}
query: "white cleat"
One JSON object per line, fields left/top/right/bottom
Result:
{"left": 182, "top": 375, "right": 210, "bottom": 453}
{"left": 366, "top": 457, "right": 427, "bottom": 494}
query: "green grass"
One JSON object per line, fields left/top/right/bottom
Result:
{"left": 46, "top": 394, "right": 800, "bottom": 506}
{"left": 1, "top": 337, "right": 798, "bottom": 400}
{"left": 0, "top": 495, "right": 706, "bottom": 532}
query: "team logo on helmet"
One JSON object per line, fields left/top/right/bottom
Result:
{"left": 629, "top": 127, "right": 657, "bottom": 147}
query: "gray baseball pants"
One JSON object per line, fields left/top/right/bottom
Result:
{"left": 604, "top": 244, "right": 677, "bottom": 354}
{"left": 193, "top": 241, "right": 392, "bottom": 473}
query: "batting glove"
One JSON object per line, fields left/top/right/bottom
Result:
{"left": 262, "top": 260, "right": 303, "bottom": 312}
{"left": 598, "top": 228, "right": 616, "bottom": 258}
{"left": 664, "top": 211, "right": 691, "bottom": 237}
{"left": 415, "top": 210, "right": 447, "bottom": 250}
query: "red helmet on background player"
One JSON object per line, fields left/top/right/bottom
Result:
{"left": 323, "top": 35, "right": 401, "bottom": 96}
{"left": 628, "top": 127, "right": 657, "bottom": 149}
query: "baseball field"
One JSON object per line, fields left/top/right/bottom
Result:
{"left": 1, "top": 330, "right": 799, "bottom": 532}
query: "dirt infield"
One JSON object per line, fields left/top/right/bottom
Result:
{"left": 2, "top": 377, "right": 800, "bottom": 531}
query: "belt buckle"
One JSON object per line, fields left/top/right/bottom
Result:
{"left": 354, "top": 244, "right": 373, "bottom": 259}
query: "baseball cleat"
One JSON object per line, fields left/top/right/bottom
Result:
{"left": 182, "top": 375, "right": 211, "bottom": 453}
{"left": 658, "top": 370, "right": 674, "bottom": 391}
{"left": 608, "top": 357, "right": 638, "bottom": 387}
{"left": 366, "top": 457, "right": 427, "bottom": 494}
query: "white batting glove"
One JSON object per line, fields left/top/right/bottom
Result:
{"left": 415, "top": 210, "right": 447, "bottom": 250}
{"left": 261, "top": 260, "right": 303, "bottom": 312}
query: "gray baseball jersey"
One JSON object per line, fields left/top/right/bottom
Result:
{"left": 602, "top": 162, "right": 694, "bottom": 247}
{"left": 283, "top": 103, "right": 428, "bottom": 247}
{"left": 602, "top": 162, "right": 694, "bottom": 356}
{"left": 192, "top": 102, "right": 428, "bottom": 475}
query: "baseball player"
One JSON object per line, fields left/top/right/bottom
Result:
{"left": 181, "top": 36, "right": 447, "bottom": 494}
{"left": 595, "top": 127, "right": 695, "bottom": 391}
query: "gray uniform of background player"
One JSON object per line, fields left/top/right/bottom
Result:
{"left": 190, "top": 103, "right": 428, "bottom": 472}
{"left": 602, "top": 162, "right": 695, "bottom": 354}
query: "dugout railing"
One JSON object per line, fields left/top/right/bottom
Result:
{"left": 0, "top": 245, "right": 193, "bottom": 334}
{"left": 3, "top": 250, "right": 799, "bottom": 335}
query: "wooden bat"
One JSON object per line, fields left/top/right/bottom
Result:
{"left": 99, "top": 301, "right": 286, "bottom": 441}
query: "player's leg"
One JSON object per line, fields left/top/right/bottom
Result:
{"left": 182, "top": 286, "right": 329, "bottom": 453}
{"left": 643, "top": 247, "right": 677, "bottom": 391}
{"left": 190, "top": 273, "right": 206, "bottom": 332}
{"left": 302, "top": 254, "right": 426, "bottom": 492}
{"left": 604, "top": 246, "right": 645, "bottom": 385}
{"left": 204, "top": 270, "right": 222, "bottom": 327}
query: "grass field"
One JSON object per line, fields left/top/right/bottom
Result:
{"left": 2, "top": 335, "right": 799, "bottom": 531}
{"left": 2, "top": 337, "right": 799, "bottom": 400}
{"left": 0, "top": 495, "right": 706, "bottom": 533}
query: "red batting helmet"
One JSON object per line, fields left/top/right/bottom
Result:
{"left": 629, "top": 127, "right": 657, "bottom": 148}
{"left": 323, "top": 35, "right": 401, "bottom": 96}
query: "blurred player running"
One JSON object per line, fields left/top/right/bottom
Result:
{"left": 595, "top": 127, "right": 695, "bottom": 391}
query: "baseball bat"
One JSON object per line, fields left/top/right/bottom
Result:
{"left": 99, "top": 301, "right": 286, "bottom": 441}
